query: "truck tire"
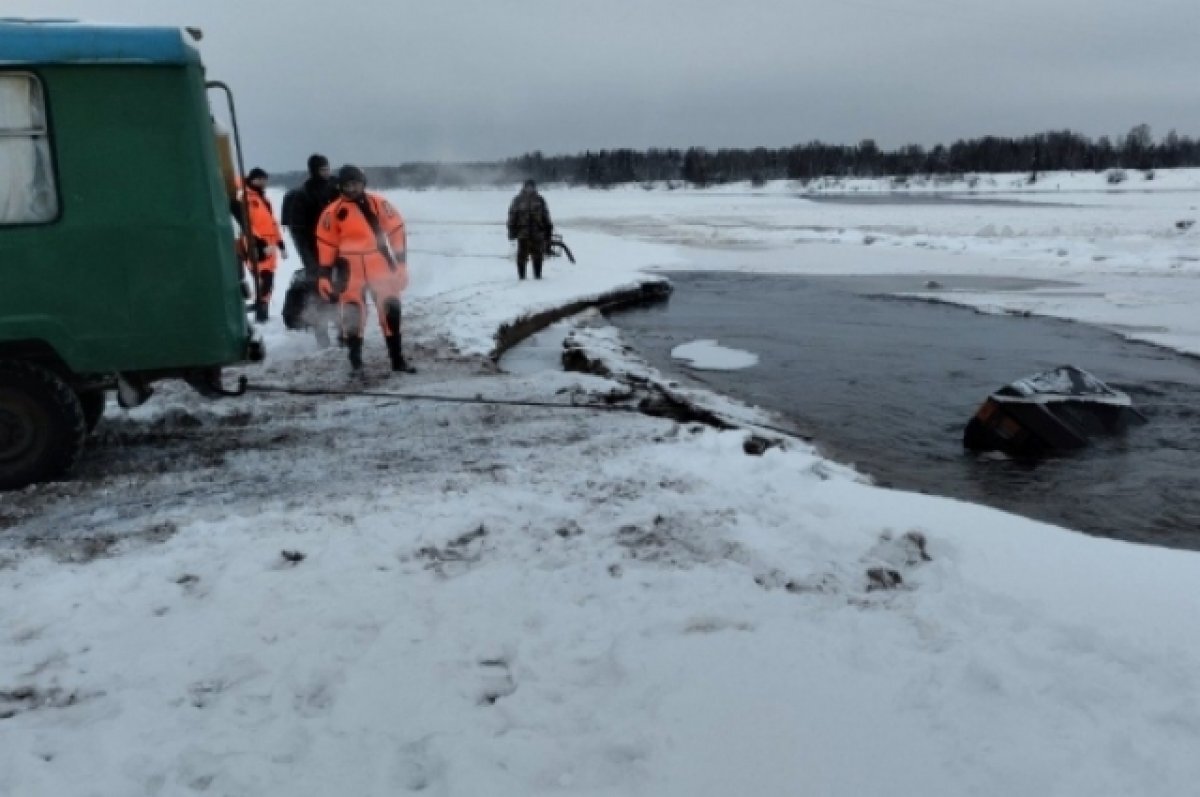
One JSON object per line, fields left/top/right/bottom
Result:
{"left": 0, "top": 361, "right": 86, "bottom": 490}
{"left": 77, "top": 389, "right": 106, "bottom": 434}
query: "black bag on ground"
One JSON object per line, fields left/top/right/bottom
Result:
{"left": 282, "top": 271, "right": 310, "bottom": 330}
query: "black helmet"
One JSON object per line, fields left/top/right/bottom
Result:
{"left": 247, "top": 167, "right": 268, "bottom": 181}
{"left": 307, "top": 154, "right": 329, "bottom": 177}
{"left": 338, "top": 165, "right": 367, "bottom": 185}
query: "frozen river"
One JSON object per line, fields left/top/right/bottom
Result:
{"left": 611, "top": 271, "right": 1200, "bottom": 548}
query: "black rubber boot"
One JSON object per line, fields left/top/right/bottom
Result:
{"left": 386, "top": 335, "right": 415, "bottom": 373}
{"left": 342, "top": 303, "right": 363, "bottom": 360}
{"left": 382, "top": 300, "right": 413, "bottom": 373}
{"left": 346, "top": 335, "right": 363, "bottom": 371}
{"left": 256, "top": 272, "right": 274, "bottom": 322}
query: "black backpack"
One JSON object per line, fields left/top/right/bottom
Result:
{"left": 280, "top": 188, "right": 303, "bottom": 229}
{"left": 281, "top": 270, "right": 310, "bottom": 330}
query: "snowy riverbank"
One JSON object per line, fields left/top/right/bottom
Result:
{"left": 2, "top": 179, "right": 1199, "bottom": 795}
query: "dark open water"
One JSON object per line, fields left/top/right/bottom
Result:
{"left": 610, "top": 272, "right": 1200, "bottom": 549}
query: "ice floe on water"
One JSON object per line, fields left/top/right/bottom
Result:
{"left": 671, "top": 339, "right": 760, "bottom": 370}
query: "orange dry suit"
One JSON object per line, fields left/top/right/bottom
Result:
{"left": 315, "top": 192, "right": 409, "bottom": 342}
{"left": 236, "top": 185, "right": 285, "bottom": 303}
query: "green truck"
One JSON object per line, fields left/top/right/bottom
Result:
{"left": 0, "top": 20, "right": 261, "bottom": 489}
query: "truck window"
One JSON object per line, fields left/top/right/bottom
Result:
{"left": 0, "top": 73, "right": 58, "bottom": 225}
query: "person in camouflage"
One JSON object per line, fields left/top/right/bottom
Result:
{"left": 281, "top": 154, "right": 340, "bottom": 345}
{"left": 506, "top": 179, "right": 553, "bottom": 280}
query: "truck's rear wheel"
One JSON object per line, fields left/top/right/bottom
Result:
{"left": 77, "top": 389, "right": 106, "bottom": 434}
{"left": 0, "top": 361, "right": 86, "bottom": 490}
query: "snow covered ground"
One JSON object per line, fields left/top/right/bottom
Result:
{"left": 2, "top": 172, "right": 1200, "bottom": 796}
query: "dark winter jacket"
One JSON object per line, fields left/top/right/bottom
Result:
{"left": 285, "top": 176, "right": 340, "bottom": 251}
{"left": 281, "top": 188, "right": 303, "bottom": 235}
{"left": 507, "top": 191, "right": 552, "bottom": 242}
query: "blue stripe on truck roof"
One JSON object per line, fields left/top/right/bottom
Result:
{"left": 0, "top": 21, "right": 199, "bottom": 66}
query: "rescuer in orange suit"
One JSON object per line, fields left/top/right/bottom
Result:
{"left": 316, "top": 165, "right": 414, "bottom": 373}
{"left": 236, "top": 167, "right": 286, "bottom": 323}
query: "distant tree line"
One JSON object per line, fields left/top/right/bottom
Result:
{"left": 279, "top": 125, "right": 1200, "bottom": 189}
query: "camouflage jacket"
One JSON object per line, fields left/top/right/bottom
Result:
{"left": 507, "top": 192, "right": 553, "bottom": 241}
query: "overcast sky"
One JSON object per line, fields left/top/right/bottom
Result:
{"left": 7, "top": 0, "right": 1199, "bottom": 171}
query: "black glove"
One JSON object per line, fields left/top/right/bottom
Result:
{"left": 317, "top": 266, "right": 336, "bottom": 303}
{"left": 254, "top": 236, "right": 269, "bottom": 262}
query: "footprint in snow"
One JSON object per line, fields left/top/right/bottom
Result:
{"left": 476, "top": 657, "right": 517, "bottom": 706}
{"left": 391, "top": 735, "right": 446, "bottom": 792}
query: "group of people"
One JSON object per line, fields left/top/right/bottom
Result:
{"left": 234, "top": 160, "right": 557, "bottom": 374}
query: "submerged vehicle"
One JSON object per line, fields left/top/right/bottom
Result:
{"left": 964, "top": 365, "right": 1146, "bottom": 456}
{"left": 0, "top": 20, "right": 261, "bottom": 489}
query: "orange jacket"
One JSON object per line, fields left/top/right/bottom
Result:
{"left": 316, "top": 193, "right": 407, "bottom": 266}
{"left": 243, "top": 186, "right": 283, "bottom": 247}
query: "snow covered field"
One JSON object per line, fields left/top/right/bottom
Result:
{"left": 2, "top": 172, "right": 1199, "bottom": 796}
